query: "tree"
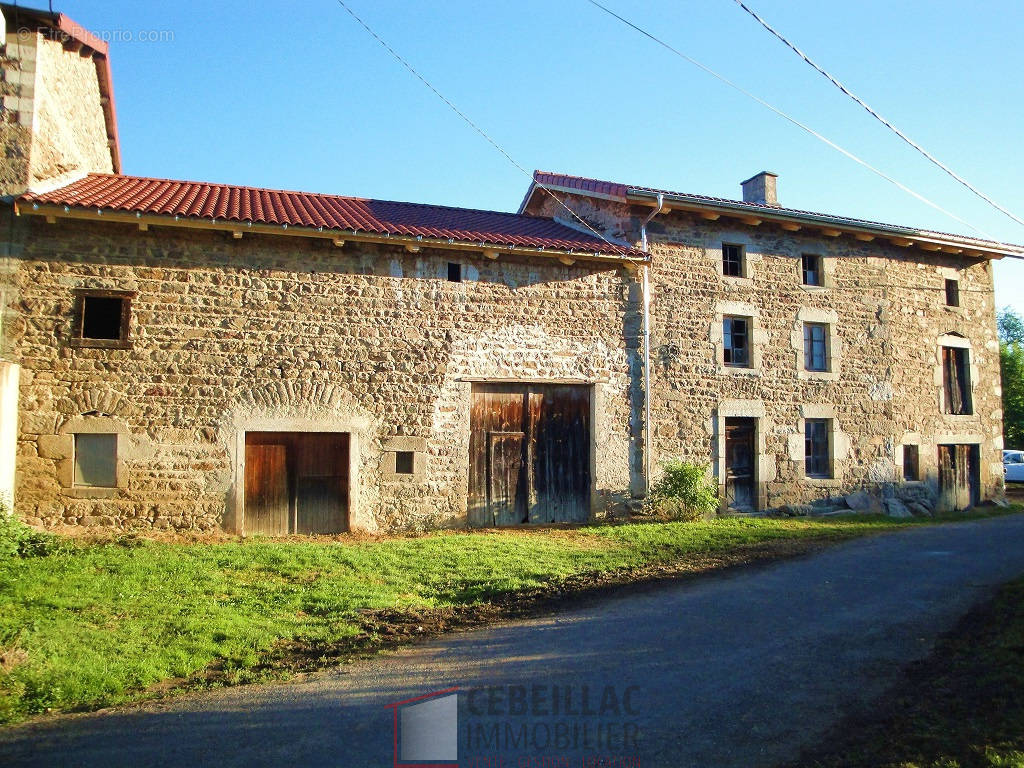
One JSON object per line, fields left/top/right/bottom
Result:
{"left": 999, "top": 308, "right": 1024, "bottom": 450}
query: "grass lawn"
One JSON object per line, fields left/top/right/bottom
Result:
{"left": 791, "top": 572, "right": 1024, "bottom": 768}
{"left": 0, "top": 511, "right": 1016, "bottom": 725}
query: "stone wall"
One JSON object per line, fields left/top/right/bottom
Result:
{"left": 529, "top": 192, "right": 1004, "bottom": 511}
{"left": 10, "top": 217, "right": 638, "bottom": 531}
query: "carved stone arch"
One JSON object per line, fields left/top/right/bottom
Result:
{"left": 57, "top": 385, "right": 129, "bottom": 419}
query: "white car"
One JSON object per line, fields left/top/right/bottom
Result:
{"left": 1005, "top": 450, "right": 1024, "bottom": 483}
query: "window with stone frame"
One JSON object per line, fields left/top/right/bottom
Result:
{"left": 723, "top": 316, "right": 751, "bottom": 368}
{"left": 803, "top": 322, "right": 830, "bottom": 372}
{"left": 73, "top": 433, "right": 118, "bottom": 488}
{"left": 801, "top": 253, "right": 824, "bottom": 286}
{"left": 722, "top": 243, "right": 744, "bottom": 277}
{"left": 941, "top": 346, "right": 972, "bottom": 415}
{"left": 72, "top": 290, "right": 133, "bottom": 349}
{"left": 805, "top": 418, "right": 831, "bottom": 478}
{"left": 903, "top": 444, "right": 920, "bottom": 481}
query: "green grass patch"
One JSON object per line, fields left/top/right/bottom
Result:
{"left": 792, "top": 569, "right": 1024, "bottom": 768}
{"left": 0, "top": 510, "right": 1017, "bottom": 725}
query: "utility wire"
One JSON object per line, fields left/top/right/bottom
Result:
{"left": 585, "top": 0, "right": 995, "bottom": 241}
{"left": 334, "top": 0, "right": 627, "bottom": 254}
{"left": 731, "top": 0, "right": 1024, "bottom": 230}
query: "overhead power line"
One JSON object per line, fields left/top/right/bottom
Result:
{"left": 731, "top": 0, "right": 1024, "bottom": 230}
{"left": 333, "top": 0, "right": 625, "bottom": 254}
{"left": 584, "top": 0, "right": 996, "bottom": 241}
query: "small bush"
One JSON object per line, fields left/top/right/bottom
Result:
{"left": 0, "top": 509, "right": 70, "bottom": 558}
{"left": 649, "top": 460, "right": 718, "bottom": 521}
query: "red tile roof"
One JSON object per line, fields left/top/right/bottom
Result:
{"left": 22, "top": 174, "right": 638, "bottom": 257}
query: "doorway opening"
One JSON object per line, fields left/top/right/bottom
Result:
{"left": 244, "top": 432, "right": 349, "bottom": 535}
{"left": 725, "top": 417, "right": 757, "bottom": 512}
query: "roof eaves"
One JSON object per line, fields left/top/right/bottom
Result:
{"left": 624, "top": 187, "right": 1024, "bottom": 259}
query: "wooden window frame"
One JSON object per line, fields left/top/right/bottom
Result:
{"left": 70, "top": 289, "right": 135, "bottom": 349}
{"left": 804, "top": 418, "right": 832, "bottom": 479}
{"left": 801, "top": 253, "right": 824, "bottom": 286}
{"left": 722, "top": 243, "right": 745, "bottom": 278}
{"left": 723, "top": 315, "right": 751, "bottom": 368}
{"left": 803, "top": 322, "right": 830, "bottom": 372}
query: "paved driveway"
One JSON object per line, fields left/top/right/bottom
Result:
{"left": 4, "top": 514, "right": 1024, "bottom": 768}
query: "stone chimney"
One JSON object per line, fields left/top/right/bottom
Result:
{"left": 740, "top": 171, "right": 779, "bottom": 207}
{"left": 0, "top": 5, "right": 119, "bottom": 196}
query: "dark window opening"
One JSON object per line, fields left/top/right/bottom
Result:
{"left": 395, "top": 451, "right": 415, "bottom": 475}
{"left": 722, "top": 243, "right": 744, "bottom": 277}
{"left": 447, "top": 262, "right": 462, "bottom": 282}
{"left": 802, "top": 253, "right": 823, "bottom": 286}
{"left": 723, "top": 316, "right": 750, "bottom": 367}
{"left": 803, "top": 322, "right": 829, "bottom": 372}
{"left": 805, "top": 419, "right": 831, "bottom": 478}
{"left": 942, "top": 346, "right": 972, "bottom": 415}
{"left": 903, "top": 444, "right": 920, "bottom": 481}
{"left": 73, "top": 433, "right": 117, "bottom": 487}
{"left": 74, "top": 291, "right": 132, "bottom": 347}
{"left": 945, "top": 279, "right": 960, "bottom": 307}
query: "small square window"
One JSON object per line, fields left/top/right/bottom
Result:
{"left": 945, "top": 279, "right": 960, "bottom": 307}
{"left": 803, "top": 322, "right": 829, "bottom": 372}
{"left": 903, "top": 444, "right": 919, "bottom": 481}
{"left": 723, "top": 316, "right": 750, "bottom": 367}
{"left": 722, "top": 244, "right": 744, "bottom": 277}
{"left": 73, "top": 290, "right": 132, "bottom": 348}
{"left": 74, "top": 433, "right": 117, "bottom": 487}
{"left": 395, "top": 451, "right": 415, "bottom": 475}
{"left": 802, "top": 254, "right": 823, "bottom": 286}
{"left": 447, "top": 263, "right": 462, "bottom": 283}
{"left": 805, "top": 419, "right": 831, "bottom": 478}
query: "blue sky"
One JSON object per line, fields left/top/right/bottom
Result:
{"left": 50, "top": 0, "right": 1024, "bottom": 316}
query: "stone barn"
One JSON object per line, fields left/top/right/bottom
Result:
{"left": 0, "top": 5, "right": 1018, "bottom": 533}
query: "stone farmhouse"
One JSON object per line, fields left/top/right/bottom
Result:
{"left": 0, "top": 5, "right": 1018, "bottom": 534}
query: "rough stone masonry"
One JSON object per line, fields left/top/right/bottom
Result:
{"left": 0, "top": 6, "right": 1014, "bottom": 533}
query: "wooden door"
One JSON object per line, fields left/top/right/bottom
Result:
{"left": 469, "top": 383, "right": 591, "bottom": 526}
{"left": 295, "top": 434, "right": 349, "bottom": 534}
{"left": 244, "top": 442, "right": 289, "bottom": 535}
{"left": 528, "top": 385, "right": 591, "bottom": 523}
{"left": 245, "top": 432, "right": 349, "bottom": 535}
{"left": 488, "top": 431, "right": 526, "bottom": 525}
{"left": 725, "top": 418, "right": 756, "bottom": 512}
{"left": 938, "top": 444, "right": 978, "bottom": 512}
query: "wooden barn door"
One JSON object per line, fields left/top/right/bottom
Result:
{"left": 244, "top": 442, "right": 289, "bottom": 535}
{"left": 244, "top": 432, "right": 349, "bottom": 535}
{"left": 469, "top": 383, "right": 591, "bottom": 527}
{"left": 938, "top": 444, "right": 979, "bottom": 512}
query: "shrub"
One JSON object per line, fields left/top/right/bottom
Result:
{"left": 0, "top": 508, "right": 69, "bottom": 558}
{"left": 648, "top": 460, "right": 718, "bottom": 521}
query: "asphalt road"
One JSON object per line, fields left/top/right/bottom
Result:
{"left": 5, "top": 514, "right": 1024, "bottom": 768}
